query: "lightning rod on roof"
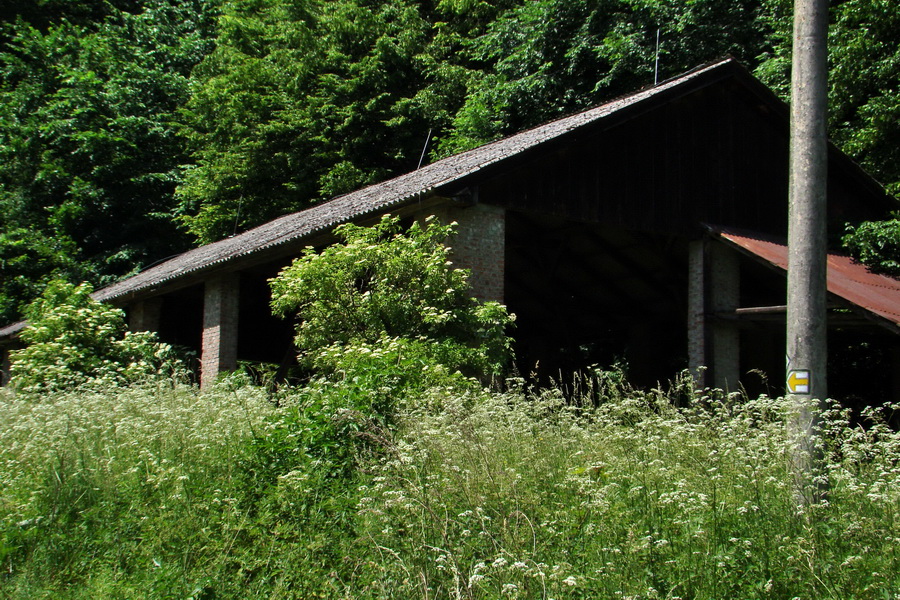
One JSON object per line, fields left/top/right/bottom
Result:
{"left": 654, "top": 29, "right": 660, "bottom": 85}
{"left": 417, "top": 128, "right": 433, "bottom": 170}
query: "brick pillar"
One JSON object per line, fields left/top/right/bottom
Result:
{"left": 128, "top": 297, "right": 163, "bottom": 332}
{"left": 687, "top": 240, "right": 740, "bottom": 390}
{"left": 1, "top": 347, "right": 10, "bottom": 387}
{"left": 709, "top": 243, "right": 740, "bottom": 391}
{"left": 687, "top": 240, "right": 707, "bottom": 386}
{"left": 201, "top": 274, "right": 240, "bottom": 388}
{"left": 445, "top": 204, "right": 506, "bottom": 303}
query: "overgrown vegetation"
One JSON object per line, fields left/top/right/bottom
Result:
{"left": 2, "top": 215, "right": 898, "bottom": 597}
{"left": 270, "top": 214, "right": 514, "bottom": 382}
{"left": 1, "top": 374, "right": 898, "bottom": 598}
{"left": 7, "top": 280, "right": 182, "bottom": 393}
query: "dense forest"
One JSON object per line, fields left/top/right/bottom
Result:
{"left": 1, "top": 0, "right": 898, "bottom": 325}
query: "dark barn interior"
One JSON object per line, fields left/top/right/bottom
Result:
{"left": 504, "top": 211, "right": 690, "bottom": 388}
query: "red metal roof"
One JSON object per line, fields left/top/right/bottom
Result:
{"left": 713, "top": 226, "right": 900, "bottom": 332}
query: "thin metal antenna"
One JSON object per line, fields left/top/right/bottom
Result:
{"left": 417, "top": 128, "right": 433, "bottom": 170}
{"left": 232, "top": 195, "right": 243, "bottom": 237}
{"left": 654, "top": 28, "right": 661, "bottom": 85}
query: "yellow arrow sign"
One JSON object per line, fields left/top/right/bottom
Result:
{"left": 787, "top": 370, "right": 810, "bottom": 394}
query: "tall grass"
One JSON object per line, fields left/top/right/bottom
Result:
{"left": 1, "top": 374, "right": 898, "bottom": 598}
{"left": 0, "top": 378, "right": 276, "bottom": 599}
{"left": 360, "top": 380, "right": 900, "bottom": 599}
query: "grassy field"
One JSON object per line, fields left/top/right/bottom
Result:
{"left": 0, "top": 373, "right": 898, "bottom": 599}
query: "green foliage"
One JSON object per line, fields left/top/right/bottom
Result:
{"left": 177, "top": 0, "right": 443, "bottom": 243}
{"left": 2, "top": 0, "right": 899, "bottom": 318}
{"left": 0, "top": 381, "right": 277, "bottom": 599}
{"left": 827, "top": 0, "right": 900, "bottom": 197}
{"left": 2, "top": 375, "right": 899, "bottom": 597}
{"left": 843, "top": 217, "right": 900, "bottom": 277}
{"left": 0, "top": 0, "right": 217, "bottom": 324}
{"left": 359, "top": 384, "right": 900, "bottom": 599}
{"left": 756, "top": 0, "right": 900, "bottom": 197}
{"left": 243, "top": 215, "right": 512, "bottom": 557}
{"left": 270, "top": 214, "right": 514, "bottom": 380}
{"left": 0, "top": 227, "right": 85, "bottom": 323}
{"left": 437, "top": 0, "right": 770, "bottom": 156}
{"left": 8, "top": 280, "right": 182, "bottom": 392}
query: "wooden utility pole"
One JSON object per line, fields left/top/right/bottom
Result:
{"left": 787, "top": 0, "right": 829, "bottom": 495}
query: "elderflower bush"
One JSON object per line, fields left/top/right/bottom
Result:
{"left": 269, "top": 214, "right": 514, "bottom": 382}
{"left": 8, "top": 281, "right": 183, "bottom": 393}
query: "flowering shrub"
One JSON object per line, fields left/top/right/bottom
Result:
{"left": 269, "top": 214, "right": 514, "bottom": 381}
{"left": 8, "top": 280, "right": 182, "bottom": 393}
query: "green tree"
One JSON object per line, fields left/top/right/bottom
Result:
{"left": 437, "top": 0, "right": 770, "bottom": 156}
{"left": 8, "top": 280, "right": 181, "bottom": 393}
{"left": 755, "top": 0, "right": 900, "bottom": 272}
{"left": 842, "top": 218, "right": 900, "bottom": 277}
{"left": 269, "top": 215, "right": 513, "bottom": 380}
{"left": 245, "top": 215, "right": 514, "bottom": 535}
{"left": 178, "top": 0, "right": 446, "bottom": 243}
{"left": 827, "top": 0, "right": 900, "bottom": 197}
{"left": 0, "top": 227, "right": 84, "bottom": 322}
{"left": 756, "top": 0, "right": 900, "bottom": 195}
{"left": 0, "top": 0, "right": 217, "bottom": 324}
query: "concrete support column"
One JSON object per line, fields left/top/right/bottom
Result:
{"left": 710, "top": 243, "right": 740, "bottom": 391}
{"left": 686, "top": 240, "right": 740, "bottom": 390}
{"left": 129, "top": 297, "right": 163, "bottom": 332}
{"left": 201, "top": 274, "right": 240, "bottom": 388}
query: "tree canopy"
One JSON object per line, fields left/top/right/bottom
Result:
{"left": 0, "top": 0, "right": 217, "bottom": 323}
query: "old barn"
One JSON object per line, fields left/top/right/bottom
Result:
{"left": 3, "top": 58, "right": 900, "bottom": 401}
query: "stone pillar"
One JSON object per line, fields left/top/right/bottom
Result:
{"left": 709, "top": 243, "right": 740, "bottom": 391}
{"left": 128, "top": 297, "right": 163, "bottom": 332}
{"left": 201, "top": 274, "right": 240, "bottom": 389}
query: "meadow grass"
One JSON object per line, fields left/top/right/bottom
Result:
{"left": 0, "top": 374, "right": 898, "bottom": 598}
{"left": 361, "top": 382, "right": 900, "bottom": 599}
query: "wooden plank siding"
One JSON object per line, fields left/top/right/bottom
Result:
{"left": 478, "top": 82, "right": 794, "bottom": 238}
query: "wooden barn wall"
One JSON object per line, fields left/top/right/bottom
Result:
{"left": 478, "top": 81, "right": 885, "bottom": 241}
